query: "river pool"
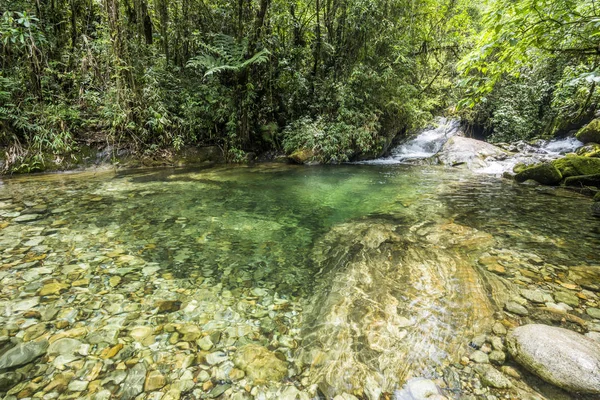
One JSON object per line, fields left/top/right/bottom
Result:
{"left": 0, "top": 164, "right": 599, "bottom": 400}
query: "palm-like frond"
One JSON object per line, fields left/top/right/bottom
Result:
{"left": 187, "top": 34, "right": 270, "bottom": 77}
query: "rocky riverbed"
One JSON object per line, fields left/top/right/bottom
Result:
{"left": 0, "top": 165, "right": 599, "bottom": 400}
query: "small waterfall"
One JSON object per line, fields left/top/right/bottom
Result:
{"left": 477, "top": 137, "right": 585, "bottom": 175}
{"left": 541, "top": 137, "right": 584, "bottom": 155}
{"left": 363, "top": 117, "right": 461, "bottom": 164}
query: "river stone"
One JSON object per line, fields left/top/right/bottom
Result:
{"left": 489, "top": 350, "right": 506, "bottom": 365}
{"left": 0, "top": 371, "right": 23, "bottom": 392}
{"left": 13, "top": 214, "right": 40, "bottom": 223}
{"left": 504, "top": 301, "right": 528, "bottom": 316}
{"left": 48, "top": 338, "right": 82, "bottom": 356}
{"left": 129, "top": 326, "right": 153, "bottom": 342}
{"left": 470, "top": 350, "right": 489, "bottom": 364}
{"left": 206, "top": 351, "right": 228, "bottom": 365}
{"left": 520, "top": 289, "right": 547, "bottom": 304}
{"left": 233, "top": 344, "right": 287, "bottom": 383}
{"left": 0, "top": 340, "right": 48, "bottom": 370}
{"left": 144, "top": 370, "right": 166, "bottom": 391}
{"left": 38, "top": 282, "right": 69, "bottom": 296}
{"left": 587, "top": 308, "right": 600, "bottom": 319}
{"left": 120, "top": 363, "right": 147, "bottom": 400}
{"left": 474, "top": 364, "right": 511, "bottom": 389}
{"left": 507, "top": 324, "right": 600, "bottom": 394}
{"left": 86, "top": 325, "right": 120, "bottom": 345}
{"left": 568, "top": 266, "right": 600, "bottom": 292}
{"left": 395, "top": 378, "right": 444, "bottom": 400}
{"left": 553, "top": 291, "right": 579, "bottom": 307}
{"left": 515, "top": 163, "right": 562, "bottom": 185}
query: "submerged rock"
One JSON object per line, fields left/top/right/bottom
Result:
{"left": 514, "top": 163, "right": 562, "bottom": 185}
{"left": 0, "top": 340, "right": 48, "bottom": 370}
{"left": 297, "top": 220, "right": 500, "bottom": 399}
{"left": 394, "top": 378, "right": 444, "bottom": 400}
{"left": 233, "top": 344, "right": 287, "bottom": 383}
{"left": 506, "top": 324, "right": 600, "bottom": 394}
{"left": 436, "top": 137, "right": 506, "bottom": 170}
{"left": 576, "top": 119, "right": 600, "bottom": 144}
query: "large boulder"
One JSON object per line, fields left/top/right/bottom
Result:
{"left": 576, "top": 119, "right": 600, "bottom": 144}
{"left": 514, "top": 163, "right": 562, "bottom": 185}
{"left": 297, "top": 220, "right": 499, "bottom": 399}
{"left": 552, "top": 155, "right": 600, "bottom": 178}
{"left": 506, "top": 324, "right": 600, "bottom": 394}
{"left": 436, "top": 137, "right": 507, "bottom": 170}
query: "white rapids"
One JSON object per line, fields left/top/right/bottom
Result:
{"left": 362, "top": 118, "right": 462, "bottom": 165}
{"left": 364, "top": 117, "right": 584, "bottom": 175}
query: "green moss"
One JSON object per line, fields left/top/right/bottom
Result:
{"left": 576, "top": 119, "right": 600, "bottom": 144}
{"left": 594, "top": 191, "right": 600, "bottom": 202}
{"left": 515, "top": 163, "right": 563, "bottom": 185}
{"left": 576, "top": 143, "right": 600, "bottom": 158}
{"left": 513, "top": 163, "right": 527, "bottom": 174}
{"left": 552, "top": 156, "right": 600, "bottom": 178}
{"left": 288, "top": 149, "right": 317, "bottom": 164}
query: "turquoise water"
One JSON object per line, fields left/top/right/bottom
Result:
{"left": 2, "top": 164, "right": 599, "bottom": 293}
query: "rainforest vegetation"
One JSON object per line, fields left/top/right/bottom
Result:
{"left": 0, "top": 0, "right": 598, "bottom": 170}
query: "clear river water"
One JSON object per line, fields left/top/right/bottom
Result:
{"left": 0, "top": 163, "right": 599, "bottom": 400}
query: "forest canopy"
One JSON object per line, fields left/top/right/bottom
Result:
{"left": 0, "top": 0, "right": 597, "bottom": 170}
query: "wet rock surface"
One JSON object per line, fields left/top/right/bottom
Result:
{"left": 507, "top": 324, "right": 600, "bottom": 394}
{"left": 436, "top": 137, "right": 507, "bottom": 169}
{"left": 297, "top": 220, "right": 498, "bottom": 398}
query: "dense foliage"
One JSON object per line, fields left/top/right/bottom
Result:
{"left": 2, "top": 0, "right": 596, "bottom": 170}
{"left": 0, "top": 0, "right": 480, "bottom": 169}
{"left": 458, "top": 0, "right": 600, "bottom": 142}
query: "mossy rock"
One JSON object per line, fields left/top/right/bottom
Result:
{"left": 512, "top": 162, "right": 527, "bottom": 174}
{"left": 288, "top": 148, "right": 316, "bottom": 164}
{"left": 595, "top": 191, "right": 600, "bottom": 202}
{"left": 515, "top": 163, "right": 563, "bottom": 185}
{"left": 552, "top": 156, "right": 600, "bottom": 178}
{"left": 576, "top": 119, "right": 600, "bottom": 144}
{"left": 563, "top": 174, "right": 600, "bottom": 188}
{"left": 576, "top": 143, "right": 600, "bottom": 158}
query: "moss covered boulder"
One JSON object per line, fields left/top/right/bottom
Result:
{"left": 514, "top": 163, "right": 562, "bottom": 185}
{"left": 576, "top": 119, "right": 600, "bottom": 144}
{"left": 288, "top": 148, "right": 316, "bottom": 164}
{"left": 552, "top": 155, "right": 600, "bottom": 178}
{"left": 576, "top": 143, "right": 600, "bottom": 158}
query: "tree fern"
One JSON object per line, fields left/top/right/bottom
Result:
{"left": 187, "top": 34, "right": 270, "bottom": 77}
